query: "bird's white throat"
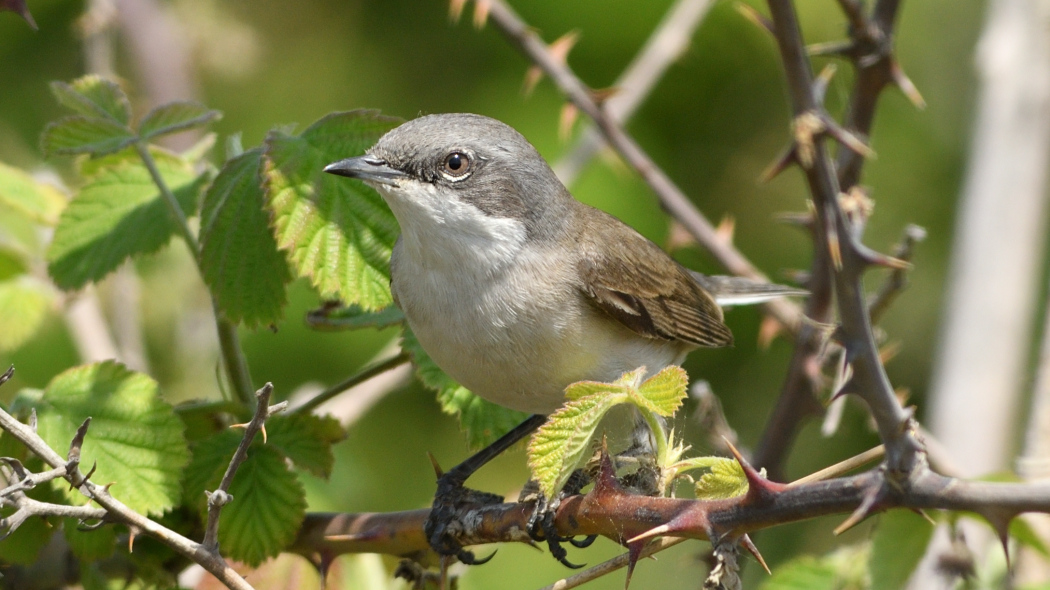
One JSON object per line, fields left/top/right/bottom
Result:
{"left": 377, "top": 180, "right": 527, "bottom": 275}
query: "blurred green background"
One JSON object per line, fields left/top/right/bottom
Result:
{"left": 0, "top": 0, "right": 985, "bottom": 587}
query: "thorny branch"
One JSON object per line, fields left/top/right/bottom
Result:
{"left": 480, "top": 0, "right": 806, "bottom": 336}
{"left": 756, "top": 0, "right": 918, "bottom": 477}
{"left": 0, "top": 367, "right": 256, "bottom": 590}
{"left": 202, "top": 382, "right": 286, "bottom": 552}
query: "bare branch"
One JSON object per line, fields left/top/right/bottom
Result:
{"left": 203, "top": 383, "right": 285, "bottom": 552}
{"left": 481, "top": 0, "right": 805, "bottom": 335}
{"left": 291, "top": 353, "right": 409, "bottom": 416}
{"left": 553, "top": 0, "right": 715, "bottom": 186}
{"left": 0, "top": 368, "right": 256, "bottom": 590}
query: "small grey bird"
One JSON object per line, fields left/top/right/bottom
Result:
{"left": 326, "top": 113, "right": 798, "bottom": 415}
{"left": 325, "top": 113, "right": 801, "bottom": 564}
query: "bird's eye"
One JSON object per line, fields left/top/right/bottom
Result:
{"left": 441, "top": 151, "right": 471, "bottom": 179}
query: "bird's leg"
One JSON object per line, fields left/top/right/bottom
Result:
{"left": 523, "top": 468, "right": 597, "bottom": 569}
{"left": 425, "top": 413, "right": 547, "bottom": 564}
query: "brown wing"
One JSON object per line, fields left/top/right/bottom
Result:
{"left": 575, "top": 208, "right": 733, "bottom": 348}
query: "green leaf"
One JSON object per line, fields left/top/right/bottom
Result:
{"left": 41, "top": 116, "right": 136, "bottom": 157}
{"left": 634, "top": 366, "right": 688, "bottom": 416}
{"left": 47, "top": 152, "right": 207, "bottom": 290}
{"left": 305, "top": 303, "right": 404, "bottom": 331}
{"left": 217, "top": 444, "right": 306, "bottom": 566}
{"left": 64, "top": 518, "right": 116, "bottom": 562}
{"left": 36, "top": 361, "right": 190, "bottom": 515}
{"left": 0, "top": 245, "right": 28, "bottom": 281}
{"left": 264, "top": 110, "right": 401, "bottom": 308}
{"left": 200, "top": 148, "right": 290, "bottom": 327}
{"left": 138, "top": 101, "right": 222, "bottom": 140}
{"left": 0, "top": 277, "right": 54, "bottom": 352}
{"left": 438, "top": 384, "right": 530, "bottom": 450}
{"left": 50, "top": 76, "right": 131, "bottom": 124}
{"left": 266, "top": 413, "right": 347, "bottom": 478}
{"left": 869, "top": 510, "right": 935, "bottom": 590}
{"left": 401, "top": 327, "right": 528, "bottom": 449}
{"left": 0, "top": 161, "right": 66, "bottom": 224}
{"left": 528, "top": 393, "right": 626, "bottom": 498}
{"left": 693, "top": 457, "right": 749, "bottom": 500}
{"left": 1011, "top": 517, "right": 1050, "bottom": 557}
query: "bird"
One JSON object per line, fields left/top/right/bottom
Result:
{"left": 324, "top": 112, "right": 802, "bottom": 564}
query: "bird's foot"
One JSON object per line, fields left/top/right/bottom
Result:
{"left": 424, "top": 470, "right": 504, "bottom": 565}
{"left": 521, "top": 469, "right": 597, "bottom": 569}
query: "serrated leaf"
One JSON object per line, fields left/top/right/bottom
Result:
{"left": 438, "top": 383, "right": 530, "bottom": 450}
{"left": 64, "top": 518, "right": 116, "bottom": 562}
{"left": 401, "top": 327, "right": 528, "bottom": 448}
{"left": 305, "top": 303, "right": 404, "bottom": 331}
{"left": 0, "top": 277, "right": 53, "bottom": 352}
{"left": 869, "top": 510, "right": 935, "bottom": 590}
{"left": 36, "top": 361, "right": 189, "bottom": 515}
{"left": 266, "top": 413, "right": 346, "bottom": 478}
{"left": 563, "top": 379, "right": 628, "bottom": 402}
{"left": 635, "top": 366, "right": 688, "bottom": 416}
{"left": 41, "top": 116, "right": 136, "bottom": 157}
{"left": 694, "top": 457, "right": 749, "bottom": 500}
{"left": 50, "top": 76, "right": 131, "bottom": 124}
{"left": 47, "top": 154, "right": 207, "bottom": 290}
{"left": 218, "top": 444, "right": 306, "bottom": 566}
{"left": 200, "top": 148, "right": 290, "bottom": 327}
{"left": 0, "top": 161, "right": 66, "bottom": 225}
{"left": 139, "top": 101, "right": 222, "bottom": 141}
{"left": 264, "top": 110, "right": 401, "bottom": 308}
{"left": 528, "top": 393, "right": 626, "bottom": 498}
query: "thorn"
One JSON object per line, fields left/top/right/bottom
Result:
{"left": 229, "top": 422, "right": 248, "bottom": 430}
{"left": 715, "top": 215, "right": 736, "bottom": 244}
{"left": 724, "top": 437, "right": 788, "bottom": 502}
{"left": 878, "top": 341, "right": 902, "bottom": 364}
{"left": 759, "top": 146, "right": 797, "bottom": 183}
{"left": 624, "top": 540, "right": 647, "bottom": 590}
{"left": 0, "top": 366, "right": 13, "bottom": 386}
{"left": 69, "top": 418, "right": 92, "bottom": 461}
{"left": 774, "top": 211, "right": 814, "bottom": 230}
{"left": 589, "top": 87, "right": 620, "bottom": 106}
{"left": 559, "top": 103, "right": 579, "bottom": 141}
{"left": 740, "top": 534, "right": 770, "bottom": 574}
{"left": 858, "top": 243, "right": 911, "bottom": 270}
{"left": 891, "top": 60, "right": 926, "bottom": 109}
{"left": 261, "top": 424, "right": 268, "bottom": 444}
{"left": 824, "top": 118, "right": 875, "bottom": 159}
{"left": 449, "top": 0, "right": 467, "bottom": 22}
{"left": 834, "top": 485, "right": 881, "bottom": 535}
{"left": 915, "top": 509, "right": 936, "bottom": 526}
{"left": 734, "top": 2, "right": 773, "bottom": 36}
{"left": 757, "top": 316, "right": 784, "bottom": 350}
{"left": 523, "top": 30, "right": 579, "bottom": 96}
{"left": 666, "top": 221, "right": 696, "bottom": 251}
{"left": 813, "top": 63, "right": 838, "bottom": 105}
{"left": 627, "top": 524, "right": 671, "bottom": 545}
{"left": 128, "top": 526, "right": 138, "bottom": 553}
{"left": 427, "top": 452, "right": 444, "bottom": 479}
{"left": 807, "top": 39, "right": 856, "bottom": 58}
{"left": 827, "top": 224, "right": 843, "bottom": 272}
{"left": 472, "top": 0, "right": 490, "bottom": 28}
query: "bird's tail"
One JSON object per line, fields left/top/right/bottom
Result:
{"left": 689, "top": 272, "right": 808, "bottom": 307}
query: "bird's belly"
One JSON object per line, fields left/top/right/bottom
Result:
{"left": 398, "top": 269, "right": 687, "bottom": 414}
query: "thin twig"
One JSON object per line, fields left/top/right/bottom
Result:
{"left": 483, "top": 0, "right": 804, "bottom": 335}
{"left": 133, "top": 142, "right": 255, "bottom": 406}
{"left": 553, "top": 0, "right": 715, "bottom": 186}
{"left": 0, "top": 367, "right": 255, "bottom": 590}
{"left": 292, "top": 353, "right": 410, "bottom": 416}
{"left": 202, "top": 383, "right": 285, "bottom": 552}
{"left": 536, "top": 537, "right": 687, "bottom": 590}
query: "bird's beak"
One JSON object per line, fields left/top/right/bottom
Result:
{"left": 324, "top": 156, "right": 407, "bottom": 186}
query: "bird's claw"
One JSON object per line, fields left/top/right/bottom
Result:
{"left": 424, "top": 471, "right": 504, "bottom": 565}
{"left": 525, "top": 469, "right": 595, "bottom": 569}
